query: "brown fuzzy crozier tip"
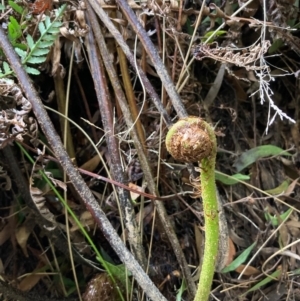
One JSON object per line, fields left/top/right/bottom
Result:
{"left": 166, "top": 117, "right": 213, "bottom": 163}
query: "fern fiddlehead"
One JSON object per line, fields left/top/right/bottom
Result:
{"left": 166, "top": 116, "right": 219, "bottom": 301}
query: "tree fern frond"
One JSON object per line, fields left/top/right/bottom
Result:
{"left": 21, "top": 4, "right": 66, "bottom": 66}
{"left": 15, "top": 4, "right": 66, "bottom": 69}
{"left": 2, "top": 4, "right": 66, "bottom": 79}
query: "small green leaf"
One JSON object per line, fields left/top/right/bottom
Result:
{"left": 26, "top": 34, "right": 35, "bottom": 50}
{"left": 185, "top": 18, "right": 193, "bottom": 35}
{"left": 269, "top": 39, "right": 284, "bottom": 54}
{"left": 288, "top": 18, "right": 297, "bottom": 27}
{"left": 38, "top": 22, "right": 46, "bottom": 35}
{"left": 15, "top": 47, "right": 27, "bottom": 60}
{"left": 103, "top": 261, "right": 131, "bottom": 289}
{"left": 289, "top": 268, "right": 300, "bottom": 276}
{"left": 8, "top": 16, "right": 22, "bottom": 40}
{"left": 215, "top": 172, "right": 250, "bottom": 185}
{"left": 8, "top": 0, "right": 24, "bottom": 14}
{"left": 32, "top": 48, "right": 50, "bottom": 56}
{"left": 45, "top": 16, "right": 51, "bottom": 28}
{"left": 233, "top": 145, "right": 292, "bottom": 172}
{"left": 45, "top": 168, "right": 63, "bottom": 179}
{"left": 0, "top": 4, "right": 5, "bottom": 10}
{"left": 14, "top": 43, "right": 27, "bottom": 50}
{"left": 202, "top": 30, "right": 227, "bottom": 43}
{"left": 265, "top": 180, "right": 289, "bottom": 195}
{"left": 221, "top": 242, "right": 256, "bottom": 273}
{"left": 176, "top": 279, "right": 187, "bottom": 301}
{"left": 264, "top": 208, "right": 292, "bottom": 227}
{"left": 47, "top": 28, "right": 60, "bottom": 34}
{"left": 0, "top": 72, "right": 14, "bottom": 78}
{"left": 293, "top": 22, "right": 300, "bottom": 29}
{"left": 3, "top": 62, "right": 12, "bottom": 74}
{"left": 243, "top": 269, "right": 281, "bottom": 295}
{"left": 51, "top": 21, "right": 62, "bottom": 28}
{"left": 24, "top": 66, "right": 40, "bottom": 75}
{"left": 26, "top": 56, "right": 47, "bottom": 64}
{"left": 43, "top": 34, "right": 56, "bottom": 41}
{"left": 38, "top": 40, "right": 54, "bottom": 48}
{"left": 56, "top": 3, "right": 67, "bottom": 16}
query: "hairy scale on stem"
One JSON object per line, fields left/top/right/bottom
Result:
{"left": 166, "top": 116, "right": 219, "bottom": 301}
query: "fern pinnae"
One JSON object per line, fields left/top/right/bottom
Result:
{"left": 0, "top": 63, "right": 13, "bottom": 78}
{"left": 8, "top": 0, "right": 24, "bottom": 14}
{"left": 14, "top": 47, "right": 27, "bottom": 61}
{"left": 3, "top": 62, "right": 13, "bottom": 75}
{"left": 38, "top": 40, "right": 54, "bottom": 48}
{"left": 24, "top": 66, "right": 40, "bottom": 75}
{"left": 26, "top": 34, "right": 34, "bottom": 50}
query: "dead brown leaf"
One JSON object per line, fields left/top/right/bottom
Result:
{"left": 18, "top": 261, "right": 46, "bottom": 292}
{"left": 235, "top": 264, "right": 260, "bottom": 277}
{"left": 80, "top": 154, "right": 101, "bottom": 172}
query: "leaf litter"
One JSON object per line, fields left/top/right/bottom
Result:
{"left": 0, "top": 0, "right": 300, "bottom": 300}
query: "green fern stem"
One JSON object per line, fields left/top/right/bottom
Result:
{"left": 196, "top": 143, "right": 218, "bottom": 301}
{"left": 166, "top": 117, "right": 219, "bottom": 301}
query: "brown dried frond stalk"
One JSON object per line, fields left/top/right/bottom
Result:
{"left": 193, "top": 41, "right": 271, "bottom": 71}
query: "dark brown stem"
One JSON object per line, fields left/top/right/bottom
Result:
{"left": 0, "top": 26, "right": 167, "bottom": 301}
{"left": 73, "top": 69, "right": 98, "bottom": 143}
{"left": 85, "top": 19, "right": 147, "bottom": 270}
{"left": 53, "top": 69, "right": 76, "bottom": 160}
{"left": 110, "top": 8, "right": 146, "bottom": 152}
{"left": 86, "top": 0, "right": 172, "bottom": 127}
{"left": 113, "top": 0, "right": 188, "bottom": 119}
{"left": 85, "top": 6, "right": 196, "bottom": 294}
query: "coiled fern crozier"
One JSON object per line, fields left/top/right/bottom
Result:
{"left": 166, "top": 117, "right": 219, "bottom": 301}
